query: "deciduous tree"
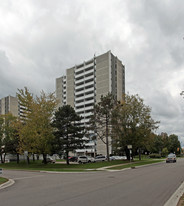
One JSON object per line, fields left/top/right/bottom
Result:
{"left": 17, "top": 88, "right": 57, "bottom": 164}
{"left": 168, "top": 134, "right": 181, "bottom": 154}
{"left": 0, "top": 113, "right": 19, "bottom": 163}
{"left": 112, "top": 94, "right": 159, "bottom": 160}
{"left": 90, "top": 93, "right": 117, "bottom": 161}
{"left": 0, "top": 116, "right": 4, "bottom": 163}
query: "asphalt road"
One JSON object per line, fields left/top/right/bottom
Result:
{"left": 1, "top": 159, "right": 184, "bottom": 206}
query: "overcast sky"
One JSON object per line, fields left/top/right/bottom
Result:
{"left": 0, "top": 0, "right": 184, "bottom": 144}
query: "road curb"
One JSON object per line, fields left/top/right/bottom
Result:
{"left": 39, "top": 171, "right": 97, "bottom": 174}
{"left": 0, "top": 179, "right": 15, "bottom": 190}
{"left": 99, "top": 161, "right": 164, "bottom": 172}
{"left": 164, "top": 181, "right": 184, "bottom": 206}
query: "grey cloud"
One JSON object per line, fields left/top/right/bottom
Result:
{"left": 0, "top": 0, "right": 184, "bottom": 143}
{"left": 0, "top": 51, "right": 16, "bottom": 97}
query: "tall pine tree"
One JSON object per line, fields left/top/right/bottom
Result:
{"left": 52, "top": 105, "right": 85, "bottom": 165}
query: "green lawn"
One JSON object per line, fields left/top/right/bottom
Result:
{"left": 0, "top": 160, "right": 127, "bottom": 172}
{"left": 0, "top": 177, "right": 8, "bottom": 185}
{"left": 0, "top": 159, "right": 164, "bottom": 172}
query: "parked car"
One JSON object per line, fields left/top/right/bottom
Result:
{"left": 68, "top": 156, "right": 78, "bottom": 162}
{"left": 109, "top": 156, "right": 116, "bottom": 161}
{"left": 166, "top": 153, "right": 176, "bottom": 163}
{"left": 95, "top": 155, "right": 106, "bottom": 162}
{"left": 78, "top": 156, "right": 88, "bottom": 164}
{"left": 0, "top": 159, "right": 10, "bottom": 163}
{"left": 109, "top": 156, "right": 127, "bottom": 161}
{"left": 42, "top": 157, "right": 55, "bottom": 164}
{"left": 87, "top": 156, "right": 95, "bottom": 163}
{"left": 77, "top": 156, "right": 95, "bottom": 164}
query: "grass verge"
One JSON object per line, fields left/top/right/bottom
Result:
{"left": 108, "top": 159, "right": 164, "bottom": 170}
{"left": 0, "top": 177, "right": 8, "bottom": 185}
{"left": 0, "top": 160, "right": 128, "bottom": 172}
{"left": 0, "top": 159, "right": 164, "bottom": 172}
{"left": 177, "top": 194, "right": 184, "bottom": 206}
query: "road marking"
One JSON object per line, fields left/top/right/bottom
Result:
{"left": 14, "top": 175, "right": 44, "bottom": 180}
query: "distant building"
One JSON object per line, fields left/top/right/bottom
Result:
{"left": 0, "top": 95, "right": 19, "bottom": 117}
{"left": 56, "top": 51, "right": 125, "bottom": 156}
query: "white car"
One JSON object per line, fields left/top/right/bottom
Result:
{"left": 87, "top": 156, "right": 95, "bottom": 163}
{"left": 78, "top": 156, "right": 95, "bottom": 164}
{"left": 109, "top": 156, "right": 116, "bottom": 161}
{"left": 110, "top": 156, "right": 127, "bottom": 160}
{"left": 95, "top": 156, "right": 106, "bottom": 162}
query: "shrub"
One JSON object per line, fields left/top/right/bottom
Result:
{"left": 149, "top": 153, "right": 161, "bottom": 158}
{"left": 161, "top": 148, "right": 169, "bottom": 157}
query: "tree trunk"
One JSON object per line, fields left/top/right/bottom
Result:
{"left": 106, "top": 117, "right": 110, "bottom": 162}
{"left": 66, "top": 151, "right": 69, "bottom": 165}
{"left": 125, "top": 147, "right": 130, "bottom": 161}
{"left": 36, "top": 154, "right": 39, "bottom": 160}
{"left": 3, "top": 153, "right": 6, "bottom": 163}
{"left": 138, "top": 148, "right": 141, "bottom": 160}
{"left": 0, "top": 153, "right": 3, "bottom": 163}
{"left": 16, "top": 153, "right": 19, "bottom": 164}
{"left": 32, "top": 154, "right": 35, "bottom": 161}
{"left": 42, "top": 154, "right": 47, "bottom": 164}
{"left": 27, "top": 155, "right": 30, "bottom": 164}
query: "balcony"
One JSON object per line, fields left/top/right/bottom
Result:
{"left": 75, "top": 66, "right": 85, "bottom": 73}
{"left": 80, "top": 118, "right": 90, "bottom": 123}
{"left": 85, "top": 81, "right": 94, "bottom": 88}
{"left": 86, "top": 141, "right": 96, "bottom": 146}
{"left": 75, "top": 101, "right": 85, "bottom": 107}
{"left": 75, "top": 78, "right": 85, "bottom": 84}
{"left": 84, "top": 105, "right": 94, "bottom": 111}
{"left": 85, "top": 99, "right": 95, "bottom": 105}
{"left": 75, "top": 83, "right": 85, "bottom": 90}
{"left": 85, "top": 92, "right": 94, "bottom": 99}
{"left": 85, "top": 69, "right": 94, "bottom": 76}
{"left": 76, "top": 107, "right": 85, "bottom": 113}
{"left": 75, "top": 89, "right": 85, "bottom": 96}
{"left": 84, "top": 75, "right": 95, "bottom": 82}
{"left": 75, "top": 95, "right": 85, "bottom": 101}
{"left": 75, "top": 70, "right": 85, "bottom": 78}
{"left": 75, "top": 148, "right": 95, "bottom": 153}
{"left": 85, "top": 62, "right": 94, "bottom": 69}
{"left": 81, "top": 111, "right": 93, "bottom": 117}
{"left": 85, "top": 87, "right": 95, "bottom": 94}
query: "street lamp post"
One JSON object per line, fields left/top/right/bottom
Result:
{"left": 127, "top": 145, "right": 132, "bottom": 162}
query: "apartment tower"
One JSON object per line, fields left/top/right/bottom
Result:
{"left": 56, "top": 51, "right": 125, "bottom": 156}
{"left": 0, "top": 96, "right": 19, "bottom": 117}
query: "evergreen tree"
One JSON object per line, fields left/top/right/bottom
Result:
{"left": 52, "top": 105, "right": 85, "bottom": 165}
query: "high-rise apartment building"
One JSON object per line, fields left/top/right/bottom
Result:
{"left": 56, "top": 51, "right": 125, "bottom": 156}
{"left": 0, "top": 95, "right": 19, "bottom": 117}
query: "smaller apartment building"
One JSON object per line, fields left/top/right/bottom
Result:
{"left": 0, "top": 95, "right": 29, "bottom": 121}
{"left": 56, "top": 51, "right": 125, "bottom": 156}
{"left": 0, "top": 96, "right": 19, "bottom": 117}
